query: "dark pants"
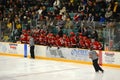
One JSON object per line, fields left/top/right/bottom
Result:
{"left": 30, "top": 46, "right": 35, "bottom": 59}
{"left": 93, "top": 58, "right": 103, "bottom": 72}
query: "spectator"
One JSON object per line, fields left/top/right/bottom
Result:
{"left": 112, "top": 2, "right": 119, "bottom": 19}
{"left": 105, "top": 7, "right": 113, "bottom": 21}
{"left": 53, "top": 0, "right": 61, "bottom": 8}
{"left": 1, "top": 0, "right": 118, "bottom": 51}
{"left": 91, "top": 30, "right": 98, "bottom": 41}
{"left": 57, "top": 27, "right": 63, "bottom": 37}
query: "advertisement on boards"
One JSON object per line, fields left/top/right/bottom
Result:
{"left": 46, "top": 47, "right": 67, "bottom": 58}
{"left": 46, "top": 47, "right": 91, "bottom": 62}
{"left": 103, "top": 51, "right": 120, "bottom": 65}
{"left": 8, "top": 43, "right": 18, "bottom": 54}
{"left": 104, "top": 52, "right": 115, "bottom": 63}
{"left": 0, "top": 42, "right": 24, "bottom": 55}
{"left": 0, "top": 42, "right": 8, "bottom": 53}
{"left": 70, "top": 49, "right": 90, "bottom": 61}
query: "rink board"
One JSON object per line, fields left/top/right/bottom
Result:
{"left": 0, "top": 42, "right": 120, "bottom": 68}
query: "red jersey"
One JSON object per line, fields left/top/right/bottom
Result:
{"left": 79, "top": 39, "right": 86, "bottom": 48}
{"left": 20, "top": 33, "right": 28, "bottom": 44}
{"left": 70, "top": 36, "right": 77, "bottom": 47}
{"left": 50, "top": 36, "right": 56, "bottom": 46}
{"left": 97, "top": 42, "right": 102, "bottom": 50}
{"left": 63, "top": 35, "right": 71, "bottom": 47}
{"left": 47, "top": 33, "right": 52, "bottom": 45}
{"left": 44, "top": 35, "right": 48, "bottom": 45}
{"left": 32, "top": 33, "right": 38, "bottom": 44}
{"left": 39, "top": 34, "right": 44, "bottom": 45}
{"left": 85, "top": 38, "right": 91, "bottom": 49}
{"left": 92, "top": 41, "right": 102, "bottom": 50}
{"left": 26, "top": 35, "right": 30, "bottom": 44}
{"left": 55, "top": 37, "right": 64, "bottom": 47}
{"left": 74, "top": 14, "right": 80, "bottom": 21}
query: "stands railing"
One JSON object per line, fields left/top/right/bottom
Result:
{"left": 0, "top": 20, "right": 120, "bottom": 51}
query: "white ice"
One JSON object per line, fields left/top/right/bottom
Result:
{"left": 0, "top": 56, "right": 120, "bottom": 80}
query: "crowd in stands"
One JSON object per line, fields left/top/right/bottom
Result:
{"left": 0, "top": 0, "right": 120, "bottom": 50}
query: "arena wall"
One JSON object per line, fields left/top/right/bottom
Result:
{"left": 0, "top": 42, "right": 120, "bottom": 68}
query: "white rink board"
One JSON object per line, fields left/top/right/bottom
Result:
{"left": 0, "top": 42, "right": 120, "bottom": 67}
{"left": 0, "top": 42, "right": 24, "bottom": 54}
{"left": 46, "top": 47, "right": 91, "bottom": 61}
{"left": 102, "top": 51, "right": 120, "bottom": 64}
{"left": 34, "top": 45, "right": 46, "bottom": 57}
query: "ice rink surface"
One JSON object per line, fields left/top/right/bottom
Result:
{"left": 0, "top": 56, "right": 120, "bottom": 80}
